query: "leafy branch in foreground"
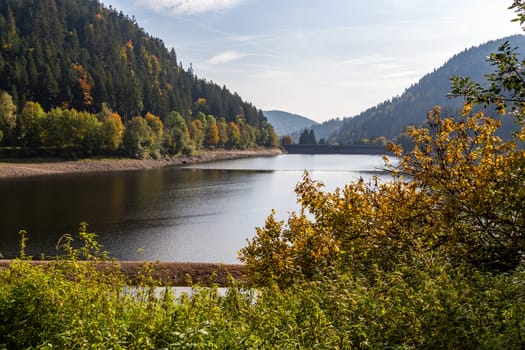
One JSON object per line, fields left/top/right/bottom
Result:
{"left": 449, "top": 2, "right": 525, "bottom": 121}
{"left": 449, "top": 41, "right": 525, "bottom": 120}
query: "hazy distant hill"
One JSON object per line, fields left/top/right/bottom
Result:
{"left": 291, "top": 118, "right": 345, "bottom": 143}
{"left": 334, "top": 35, "right": 525, "bottom": 144}
{"left": 263, "top": 110, "right": 318, "bottom": 136}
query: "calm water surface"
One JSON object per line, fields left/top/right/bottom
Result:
{"left": 0, "top": 154, "right": 389, "bottom": 263}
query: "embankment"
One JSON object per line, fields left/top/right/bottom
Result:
{"left": 0, "top": 148, "right": 282, "bottom": 178}
{"left": 0, "top": 260, "right": 247, "bottom": 286}
{"left": 282, "top": 144, "right": 390, "bottom": 154}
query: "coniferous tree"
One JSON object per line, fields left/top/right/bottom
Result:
{"left": 0, "top": 0, "right": 276, "bottom": 153}
{"left": 299, "top": 128, "right": 317, "bottom": 144}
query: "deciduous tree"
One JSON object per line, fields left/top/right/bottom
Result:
{"left": 123, "top": 116, "right": 154, "bottom": 158}
{"left": 0, "top": 91, "right": 16, "bottom": 144}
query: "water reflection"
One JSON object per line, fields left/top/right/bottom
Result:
{"left": 0, "top": 154, "right": 390, "bottom": 262}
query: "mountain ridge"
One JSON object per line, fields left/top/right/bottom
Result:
{"left": 263, "top": 110, "right": 318, "bottom": 136}
{"left": 315, "top": 34, "right": 525, "bottom": 144}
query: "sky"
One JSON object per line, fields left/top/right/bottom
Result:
{"left": 103, "top": 0, "right": 522, "bottom": 122}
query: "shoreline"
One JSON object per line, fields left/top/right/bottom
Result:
{"left": 0, "top": 260, "right": 246, "bottom": 286}
{"left": 0, "top": 148, "right": 282, "bottom": 179}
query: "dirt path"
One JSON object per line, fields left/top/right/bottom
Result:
{"left": 0, "top": 149, "right": 282, "bottom": 179}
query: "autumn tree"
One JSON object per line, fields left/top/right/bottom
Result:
{"left": 145, "top": 112, "right": 163, "bottom": 157}
{"left": 71, "top": 63, "right": 94, "bottom": 109}
{"left": 204, "top": 115, "right": 220, "bottom": 148}
{"left": 189, "top": 119, "right": 205, "bottom": 151}
{"left": 241, "top": 105, "right": 525, "bottom": 286}
{"left": 280, "top": 135, "right": 294, "bottom": 145}
{"left": 192, "top": 97, "right": 209, "bottom": 115}
{"left": 17, "top": 101, "right": 45, "bottom": 147}
{"left": 227, "top": 121, "right": 241, "bottom": 148}
{"left": 389, "top": 107, "right": 525, "bottom": 270}
{"left": 0, "top": 91, "right": 16, "bottom": 144}
{"left": 217, "top": 117, "right": 229, "bottom": 147}
{"left": 100, "top": 113, "right": 124, "bottom": 152}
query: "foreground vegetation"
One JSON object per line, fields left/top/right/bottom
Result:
{"left": 2, "top": 107, "right": 525, "bottom": 348}
{"left": 2, "top": 2, "right": 525, "bottom": 349}
{"left": 2, "top": 228, "right": 525, "bottom": 349}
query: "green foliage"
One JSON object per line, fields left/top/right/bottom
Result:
{"left": 163, "top": 111, "right": 191, "bottom": 155}
{"left": 123, "top": 115, "right": 155, "bottom": 158}
{"left": 0, "top": 91, "right": 274, "bottom": 158}
{"left": 18, "top": 101, "right": 45, "bottom": 147}
{"left": 2, "top": 234, "right": 525, "bottom": 349}
{"left": 0, "top": 90, "right": 16, "bottom": 144}
{"left": 450, "top": 40, "right": 525, "bottom": 121}
{"left": 0, "top": 0, "right": 271, "bottom": 143}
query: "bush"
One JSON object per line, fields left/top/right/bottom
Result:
{"left": 2, "top": 226, "right": 525, "bottom": 348}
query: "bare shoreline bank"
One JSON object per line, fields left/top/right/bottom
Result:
{"left": 0, "top": 260, "right": 246, "bottom": 286}
{"left": 0, "top": 148, "right": 282, "bottom": 179}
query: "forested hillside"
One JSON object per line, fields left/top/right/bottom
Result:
{"left": 0, "top": 0, "right": 278, "bottom": 157}
{"left": 334, "top": 35, "right": 525, "bottom": 144}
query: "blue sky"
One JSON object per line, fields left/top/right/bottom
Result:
{"left": 103, "top": 0, "right": 522, "bottom": 122}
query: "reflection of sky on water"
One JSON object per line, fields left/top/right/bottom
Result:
{"left": 183, "top": 154, "right": 390, "bottom": 173}
{"left": 0, "top": 154, "right": 392, "bottom": 263}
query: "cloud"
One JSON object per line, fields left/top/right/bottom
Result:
{"left": 342, "top": 54, "right": 400, "bottom": 67}
{"left": 207, "top": 51, "right": 244, "bottom": 64}
{"left": 382, "top": 70, "right": 420, "bottom": 80}
{"left": 136, "top": 0, "right": 244, "bottom": 15}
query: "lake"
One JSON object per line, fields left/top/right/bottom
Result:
{"left": 0, "top": 154, "right": 390, "bottom": 263}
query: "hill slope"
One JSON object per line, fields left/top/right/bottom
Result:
{"left": 294, "top": 118, "right": 344, "bottom": 144}
{"left": 263, "top": 110, "right": 318, "bottom": 136}
{"left": 334, "top": 35, "right": 525, "bottom": 144}
{"left": 0, "top": 0, "right": 271, "bottom": 133}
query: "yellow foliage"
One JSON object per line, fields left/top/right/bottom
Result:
{"left": 71, "top": 64, "right": 93, "bottom": 106}
{"left": 240, "top": 104, "right": 525, "bottom": 286}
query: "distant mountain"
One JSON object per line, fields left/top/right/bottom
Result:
{"left": 334, "top": 35, "right": 525, "bottom": 144}
{"left": 263, "top": 110, "right": 318, "bottom": 136}
{"left": 290, "top": 118, "right": 344, "bottom": 144}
